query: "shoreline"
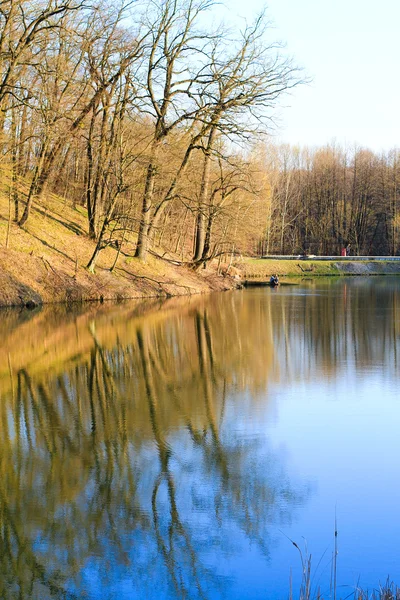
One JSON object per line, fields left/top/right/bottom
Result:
{"left": 0, "top": 247, "right": 240, "bottom": 309}
{"left": 2, "top": 250, "right": 400, "bottom": 310}
{"left": 237, "top": 257, "right": 400, "bottom": 280}
{"left": 1, "top": 179, "right": 398, "bottom": 309}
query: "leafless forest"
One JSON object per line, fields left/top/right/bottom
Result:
{"left": 1, "top": 0, "right": 399, "bottom": 265}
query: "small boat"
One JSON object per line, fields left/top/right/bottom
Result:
{"left": 243, "top": 280, "right": 300, "bottom": 288}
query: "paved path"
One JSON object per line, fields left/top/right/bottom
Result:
{"left": 260, "top": 255, "right": 400, "bottom": 261}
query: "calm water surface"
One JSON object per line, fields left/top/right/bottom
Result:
{"left": 1, "top": 277, "right": 400, "bottom": 599}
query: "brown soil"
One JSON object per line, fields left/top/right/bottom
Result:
{"left": 0, "top": 179, "right": 238, "bottom": 308}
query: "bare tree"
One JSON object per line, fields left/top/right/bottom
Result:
{"left": 191, "top": 13, "right": 301, "bottom": 261}
{"left": 17, "top": 0, "right": 146, "bottom": 227}
{"left": 0, "top": 0, "right": 82, "bottom": 117}
{"left": 86, "top": 75, "right": 133, "bottom": 271}
{"left": 134, "top": 0, "right": 219, "bottom": 260}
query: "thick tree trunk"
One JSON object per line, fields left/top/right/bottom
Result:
{"left": 201, "top": 210, "right": 213, "bottom": 261}
{"left": 86, "top": 242, "right": 102, "bottom": 273}
{"left": 10, "top": 107, "right": 19, "bottom": 222}
{"left": 86, "top": 108, "right": 97, "bottom": 238}
{"left": 193, "top": 127, "right": 216, "bottom": 261}
{"left": 91, "top": 102, "right": 110, "bottom": 238}
{"left": 18, "top": 140, "right": 48, "bottom": 227}
{"left": 134, "top": 161, "right": 157, "bottom": 259}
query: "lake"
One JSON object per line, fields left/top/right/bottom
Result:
{"left": 1, "top": 277, "right": 399, "bottom": 599}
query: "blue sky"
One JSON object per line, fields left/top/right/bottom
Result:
{"left": 227, "top": 0, "right": 400, "bottom": 151}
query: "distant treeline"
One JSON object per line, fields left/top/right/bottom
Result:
{"left": 0, "top": 1, "right": 398, "bottom": 263}
{"left": 262, "top": 144, "right": 400, "bottom": 257}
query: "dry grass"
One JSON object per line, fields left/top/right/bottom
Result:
{"left": 288, "top": 536, "right": 399, "bottom": 600}
{"left": 0, "top": 171, "right": 236, "bottom": 307}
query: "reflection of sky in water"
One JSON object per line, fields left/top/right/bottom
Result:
{"left": 1, "top": 278, "right": 400, "bottom": 599}
{"left": 74, "top": 398, "right": 306, "bottom": 599}
{"left": 77, "top": 378, "right": 400, "bottom": 599}
{"left": 263, "top": 375, "right": 400, "bottom": 597}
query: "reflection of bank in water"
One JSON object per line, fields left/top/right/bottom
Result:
{"left": 1, "top": 291, "right": 277, "bottom": 404}
{"left": 2, "top": 278, "right": 399, "bottom": 407}
{"left": 0, "top": 295, "right": 304, "bottom": 600}
{"left": 2, "top": 280, "right": 398, "bottom": 598}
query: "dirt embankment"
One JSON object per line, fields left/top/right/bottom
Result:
{"left": 0, "top": 247, "right": 239, "bottom": 308}
{"left": 0, "top": 182, "right": 238, "bottom": 308}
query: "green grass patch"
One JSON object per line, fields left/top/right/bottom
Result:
{"left": 236, "top": 258, "right": 342, "bottom": 278}
{"left": 236, "top": 257, "right": 400, "bottom": 278}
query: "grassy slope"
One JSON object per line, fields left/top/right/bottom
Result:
{"left": 0, "top": 174, "right": 235, "bottom": 307}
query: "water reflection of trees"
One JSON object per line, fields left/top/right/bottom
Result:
{"left": 269, "top": 278, "right": 400, "bottom": 380}
{"left": 2, "top": 279, "right": 398, "bottom": 598}
{"left": 0, "top": 296, "right": 300, "bottom": 600}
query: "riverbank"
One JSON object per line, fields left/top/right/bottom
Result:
{"left": 237, "top": 257, "right": 400, "bottom": 279}
{"left": 0, "top": 246, "right": 237, "bottom": 308}
{"left": 2, "top": 185, "right": 400, "bottom": 307}
{"left": 0, "top": 184, "right": 238, "bottom": 307}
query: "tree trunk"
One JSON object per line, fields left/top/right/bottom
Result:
{"left": 10, "top": 106, "right": 18, "bottom": 222}
{"left": 86, "top": 107, "right": 97, "bottom": 238}
{"left": 201, "top": 207, "right": 214, "bottom": 261}
{"left": 193, "top": 127, "right": 216, "bottom": 261}
{"left": 149, "top": 138, "right": 201, "bottom": 245}
{"left": 134, "top": 160, "right": 157, "bottom": 260}
{"left": 18, "top": 139, "right": 48, "bottom": 226}
{"left": 87, "top": 193, "right": 120, "bottom": 272}
{"left": 92, "top": 101, "right": 110, "bottom": 238}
